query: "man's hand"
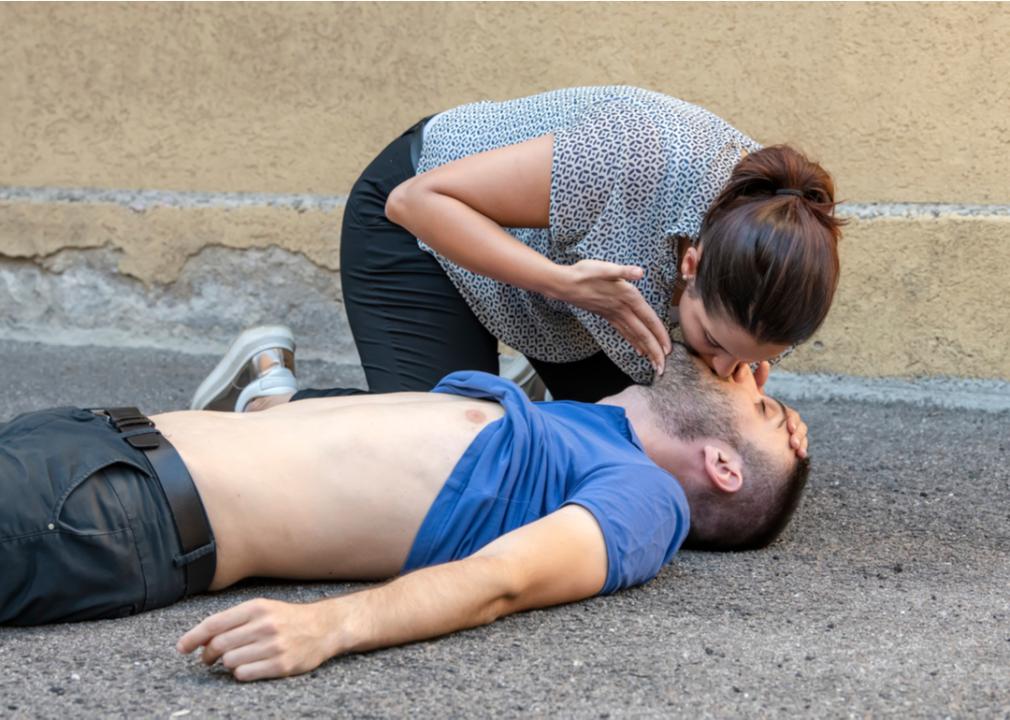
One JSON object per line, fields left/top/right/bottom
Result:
{"left": 754, "top": 361, "right": 808, "bottom": 459}
{"left": 177, "top": 507, "right": 606, "bottom": 682}
{"left": 177, "top": 598, "right": 337, "bottom": 682}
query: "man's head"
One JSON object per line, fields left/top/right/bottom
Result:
{"left": 635, "top": 343, "right": 809, "bottom": 551}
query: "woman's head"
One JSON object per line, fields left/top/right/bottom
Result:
{"left": 677, "top": 145, "right": 844, "bottom": 377}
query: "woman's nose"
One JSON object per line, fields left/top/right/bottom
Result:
{"left": 711, "top": 355, "right": 740, "bottom": 379}
{"left": 732, "top": 362, "right": 753, "bottom": 385}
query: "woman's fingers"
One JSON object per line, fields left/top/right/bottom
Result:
{"left": 624, "top": 286, "right": 671, "bottom": 372}
{"left": 617, "top": 311, "right": 666, "bottom": 374}
{"left": 565, "top": 259, "right": 671, "bottom": 372}
{"left": 620, "top": 264, "right": 645, "bottom": 282}
{"left": 573, "top": 259, "right": 642, "bottom": 284}
{"left": 626, "top": 290, "right": 672, "bottom": 357}
{"left": 784, "top": 407, "right": 809, "bottom": 459}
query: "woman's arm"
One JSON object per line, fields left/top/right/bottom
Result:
{"left": 385, "top": 136, "right": 671, "bottom": 371}
{"left": 386, "top": 134, "right": 562, "bottom": 295}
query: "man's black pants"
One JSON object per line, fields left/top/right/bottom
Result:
{"left": 0, "top": 408, "right": 204, "bottom": 625}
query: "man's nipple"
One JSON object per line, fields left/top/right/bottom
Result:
{"left": 465, "top": 408, "right": 486, "bottom": 424}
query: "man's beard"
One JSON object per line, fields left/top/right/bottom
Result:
{"left": 646, "top": 343, "right": 742, "bottom": 444}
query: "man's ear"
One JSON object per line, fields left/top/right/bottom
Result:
{"left": 702, "top": 445, "right": 743, "bottom": 494}
{"left": 680, "top": 245, "right": 701, "bottom": 282}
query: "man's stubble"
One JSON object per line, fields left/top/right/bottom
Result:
{"left": 645, "top": 343, "right": 744, "bottom": 447}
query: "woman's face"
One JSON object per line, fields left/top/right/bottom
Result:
{"left": 677, "top": 286, "right": 789, "bottom": 378}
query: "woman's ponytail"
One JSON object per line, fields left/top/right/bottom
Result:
{"left": 695, "top": 145, "right": 845, "bottom": 346}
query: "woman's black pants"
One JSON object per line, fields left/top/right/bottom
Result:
{"left": 292, "top": 120, "right": 633, "bottom": 404}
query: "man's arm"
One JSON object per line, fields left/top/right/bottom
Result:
{"left": 176, "top": 505, "right": 608, "bottom": 681}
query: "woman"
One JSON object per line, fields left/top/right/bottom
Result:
{"left": 198, "top": 86, "right": 843, "bottom": 458}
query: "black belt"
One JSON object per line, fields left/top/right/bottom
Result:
{"left": 99, "top": 407, "right": 216, "bottom": 597}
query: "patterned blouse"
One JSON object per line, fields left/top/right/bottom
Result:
{"left": 415, "top": 86, "right": 762, "bottom": 383}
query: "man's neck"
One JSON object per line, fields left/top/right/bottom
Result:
{"left": 598, "top": 387, "right": 680, "bottom": 474}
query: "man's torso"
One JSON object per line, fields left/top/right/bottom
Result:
{"left": 152, "top": 392, "right": 505, "bottom": 589}
{"left": 152, "top": 372, "right": 688, "bottom": 596}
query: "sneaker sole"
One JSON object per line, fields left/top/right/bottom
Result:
{"left": 189, "top": 326, "right": 295, "bottom": 411}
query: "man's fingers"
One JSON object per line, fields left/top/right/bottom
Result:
{"left": 199, "top": 621, "right": 265, "bottom": 666}
{"left": 177, "top": 602, "right": 257, "bottom": 654}
{"left": 232, "top": 658, "right": 288, "bottom": 683}
{"left": 221, "top": 640, "right": 277, "bottom": 673}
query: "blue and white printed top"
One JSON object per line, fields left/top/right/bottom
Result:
{"left": 416, "top": 86, "right": 762, "bottom": 383}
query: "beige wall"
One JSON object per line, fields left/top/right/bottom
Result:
{"left": 1, "top": 2, "right": 1008, "bottom": 378}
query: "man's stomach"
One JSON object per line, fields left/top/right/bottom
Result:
{"left": 151, "top": 393, "right": 504, "bottom": 589}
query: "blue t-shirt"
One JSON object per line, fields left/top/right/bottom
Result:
{"left": 402, "top": 371, "right": 690, "bottom": 594}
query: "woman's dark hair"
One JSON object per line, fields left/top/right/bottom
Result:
{"left": 694, "top": 145, "right": 844, "bottom": 346}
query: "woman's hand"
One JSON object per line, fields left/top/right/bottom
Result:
{"left": 553, "top": 259, "right": 672, "bottom": 374}
{"left": 755, "top": 361, "right": 808, "bottom": 459}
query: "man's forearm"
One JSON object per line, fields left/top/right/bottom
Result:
{"left": 178, "top": 508, "right": 604, "bottom": 681}
{"left": 321, "top": 555, "right": 519, "bottom": 657}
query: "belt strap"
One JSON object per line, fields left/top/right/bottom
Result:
{"left": 102, "top": 407, "right": 216, "bottom": 597}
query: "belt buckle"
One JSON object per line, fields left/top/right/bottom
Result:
{"left": 102, "top": 407, "right": 162, "bottom": 450}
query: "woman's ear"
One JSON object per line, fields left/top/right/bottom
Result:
{"left": 702, "top": 445, "right": 743, "bottom": 494}
{"left": 681, "top": 245, "right": 701, "bottom": 281}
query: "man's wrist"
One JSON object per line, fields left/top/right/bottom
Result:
{"left": 316, "top": 595, "right": 366, "bottom": 659}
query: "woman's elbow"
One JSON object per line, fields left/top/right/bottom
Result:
{"left": 384, "top": 177, "right": 418, "bottom": 227}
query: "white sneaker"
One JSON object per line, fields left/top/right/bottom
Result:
{"left": 499, "top": 353, "right": 549, "bottom": 401}
{"left": 190, "top": 326, "right": 298, "bottom": 412}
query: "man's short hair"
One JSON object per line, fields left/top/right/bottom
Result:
{"left": 682, "top": 444, "right": 809, "bottom": 551}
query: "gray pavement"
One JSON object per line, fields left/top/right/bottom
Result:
{"left": 1, "top": 339, "right": 1008, "bottom": 718}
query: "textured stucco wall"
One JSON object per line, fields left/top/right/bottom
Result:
{"left": 785, "top": 215, "right": 1010, "bottom": 379}
{"left": 1, "top": 2, "right": 1008, "bottom": 379}
{"left": 3, "top": 2, "right": 1009, "bottom": 200}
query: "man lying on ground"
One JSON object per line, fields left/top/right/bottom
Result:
{"left": 0, "top": 342, "right": 808, "bottom": 682}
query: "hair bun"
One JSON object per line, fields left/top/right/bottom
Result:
{"left": 725, "top": 145, "right": 839, "bottom": 212}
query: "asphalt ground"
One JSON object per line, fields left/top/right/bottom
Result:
{"left": 0, "top": 339, "right": 1008, "bottom": 719}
